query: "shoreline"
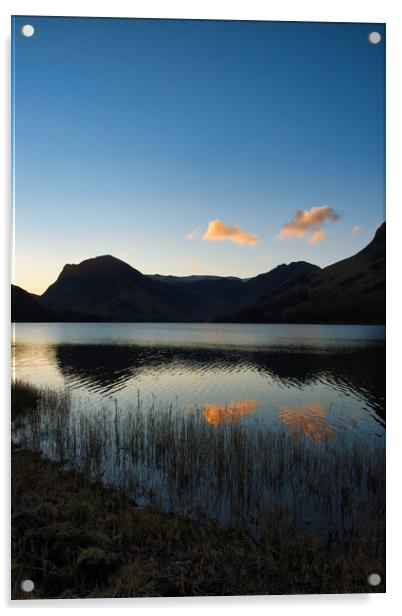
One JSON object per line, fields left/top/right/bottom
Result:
{"left": 12, "top": 446, "right": 385, "bottom": 599}
{"left": 11, "top": 380, "right": 386, "bottom": 599}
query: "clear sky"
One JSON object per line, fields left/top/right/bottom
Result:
{"left": 12, "top": 17, "right": 385, "bottom": 294}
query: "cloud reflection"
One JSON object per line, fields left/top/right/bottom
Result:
{"left": 204, "top": 399, "right": 260, "bottom": 426}
{"left": 279, "top": 401, "right": 334, "bottom": 445}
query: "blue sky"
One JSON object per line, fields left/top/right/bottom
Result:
{"left": 12, "top": 17, "right": 385, "bottom": 293}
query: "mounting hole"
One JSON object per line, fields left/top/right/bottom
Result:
{"left": 367, "top": 573, "right": 381, "bottom": 586}
{"left": 21, "top": 579, "right": 34, "bottom": 592}
{"left": 21, "top": 24, "right": 35, "bottom": 38}
{"left": 368, "top": 31, "right": 381, "bottom": 45}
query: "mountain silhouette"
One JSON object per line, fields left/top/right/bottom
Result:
{"left": 149, "top": 274, "right": 243, "bottom": 284}
{"left": 11, "top": 285, "right": 100, "bottom": 323}
{"left": 51, "top": 342, "right": 385, "bottom": 419}
{"left": 12, "top": 224, "right": 385, "bottom": 324}
{"left": 36, "top": 255, "right": 318, "bottom": 322}
{"left": 221, "top": 223, "right": 385, "bottom": 324}
{"left": 41, "top": 255, "right": 185, "bottom": 321}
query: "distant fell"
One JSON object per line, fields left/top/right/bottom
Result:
{"left": 12, "top": 224, "right": 385, "bottom": 324}
{"left": 41, "top": 255, "right": 187, "bottom": 321}
{"left": 149, "top": 274, "right": 243, "bottom": 284}
{"left": 11, "top": 285, "right": 100, "bottom": 323}
{"left": 221, "top": 223, "right": 385, "bottom": 324}
{"left": 39, "top": 257, "right": 321, "bottom": 322}
{"left": 244, "top": 261, "right": 320, "bottom": 300}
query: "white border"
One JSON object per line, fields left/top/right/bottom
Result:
{"left": 1, "top": 1, "right": 401, "bottom": 614}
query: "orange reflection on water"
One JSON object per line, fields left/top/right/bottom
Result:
{"left": 204, "top": 399, "right": 260, "bottom": 426}
{"left": 279, "top": 401, "right": 334, "bottom": 445}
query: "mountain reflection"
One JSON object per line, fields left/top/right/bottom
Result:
{"left": 48, "top": 344, "right": 384, "bottom": 413}
{"left": 279, "top": 401, "right": 334, "bottom": 445}
{"left": 11, "top": 341, "right": 385, "bottom": 422}
{"left": 204, "top": 400, "right": 260, "bottom": 426}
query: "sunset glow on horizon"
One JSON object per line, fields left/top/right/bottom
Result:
{"left": 12, "top": 18, "right": 385, "bottom": 295}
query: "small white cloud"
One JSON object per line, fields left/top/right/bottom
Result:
{"left": 350, "top": 224, "right": 364, "bottom": 237}
{"left": 185, "top": 226, "right": 202, "bottom": 240}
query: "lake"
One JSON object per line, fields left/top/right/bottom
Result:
{"left": 12, "top": 322, "right": 385, "bottom": 431}
{"left": 12, "top": 322, "right": 385, "bottom": 534}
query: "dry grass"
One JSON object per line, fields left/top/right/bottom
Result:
{"left": 12, "top": 448, "right": 385, "bottom": 598}
{"left": 11, "top": 381, "right": 385, "bottom": 598}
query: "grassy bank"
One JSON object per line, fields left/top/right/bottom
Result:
{"left": 12, "top": 447, "right": 384, "bottom": 598}
{"left": 11, "top": 380, "right": 385, "bottom": 598}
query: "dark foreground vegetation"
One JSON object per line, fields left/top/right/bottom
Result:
{"left": 12, "top": 381, "right": 385, "bottom": 598}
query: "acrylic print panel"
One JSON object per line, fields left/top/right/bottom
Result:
{"left": 11, "top": 16, "right": 385, "bottom": 599}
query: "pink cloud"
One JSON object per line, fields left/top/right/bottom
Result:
{"left": 202, "top": 220, "right": 259, "bottom": 246}
{"left": 308, "top": 228, "right": 327, "bottom": 245}
{"left": 278, "top": 205, "right": 340, "bottom": 244}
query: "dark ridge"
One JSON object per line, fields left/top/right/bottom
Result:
{"left": 218, "top": 223, "right": 385, "bottom": 324}
{"left": 11, "top": 285, "right": 101, "bottom": 323}
{"left": 12, "top": 223, "right": 385, "bottom": 324}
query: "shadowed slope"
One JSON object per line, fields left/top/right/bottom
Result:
{"left": 224, "top": 223, "right": 385, "bottom": 324}
{"left": 38, "top": 256, "right": 321, "bottom": 322}
{"left": 12, "top": 225, "right": 385, "bottom": 323}
{"left": 11, "top": 285, "right": 99, "bottom": 323}
{"left": 41, "top": 255, "right": 189, "bottom": 321}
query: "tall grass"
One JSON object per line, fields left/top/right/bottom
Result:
{"left": 12, "top": 380, "right": 385, "bottom": 543}
{"left": 12, "top": 447, "right": 385, "bottom": 598}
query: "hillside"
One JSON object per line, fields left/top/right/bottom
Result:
{"left": 12, "top": 224, "right": 385, "bottom": 324}
{"left": 11, "top": 285, "right": 99, "bottom": 323}
{"left": 221, "top": 223, "right": 385, "bottom": 324}
{"left": 37, "top": 256, "right": 318, "bottom": 322}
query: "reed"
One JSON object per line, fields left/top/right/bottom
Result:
{"left": 12, "top": 381, "right": 385, "bottom": 542}
{"left": 11, "top": 446, "right": 385, "bottom": 598}
{"left": 11, "top": 380, "right": 385, "bottom": 598}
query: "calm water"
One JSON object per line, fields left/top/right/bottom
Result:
{"left": 12, "top": 322, "right": 385, "bottom": 533}
{"left": 12, "top": 322, "right": 385, "bottom": 438}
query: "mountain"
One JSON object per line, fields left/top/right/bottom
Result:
{"left": 221, "top": 223, "right": 385, "bottom": 324}
{"left": 149, "top": 274, "right": 244, "bottom": 284}
{"left": 11, "top": 285, "right": 99, "bottom": 323}
{"left": 39, "top": 256, "right": 320, "bottom": 322}
{"left": 41, "top": 255, "right": 189, "bottom": 321}
{"left": 243, "top": 261, "right": 320, "bottom": 302}
{"left": 12, "top": 224, "right": 385, "bottom": 324}
{"left": 40, "top": 255, "right": 247, "bottom": 321}
{"left": 12, "top": 285, "right": 56, "bottom": 322}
